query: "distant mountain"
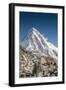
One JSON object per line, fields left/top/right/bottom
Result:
{"left": 21, "top": 27, "right": 58, "bottom": 60}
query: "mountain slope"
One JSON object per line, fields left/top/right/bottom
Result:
{"left": 21, "top": 27, "right": 58, "bottom": 60}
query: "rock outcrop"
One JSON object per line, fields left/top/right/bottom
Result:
{"left": 19, "top": 46, "right": 58, "bottom": 78}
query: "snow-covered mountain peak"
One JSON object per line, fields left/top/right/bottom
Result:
{"left": 32, "top": 27, "right": 40, "bottom": 35}
{"left": 32, "top": 27, "right": 39, "bottom": 33}
{"left": 32, "top": 27, "right": 36, "bottom": 31}
{"left": 21, "top": 27, "right": 58, "bottom": 60}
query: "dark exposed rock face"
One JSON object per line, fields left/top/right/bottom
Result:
{"left": 19, "top": 46, "right": 58, "bottom": 78}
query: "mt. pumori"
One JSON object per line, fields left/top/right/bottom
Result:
{"left": 21, "top": 27, "right": 58, "bottom": 60}
{"left": 19, "top": 27, "right": 58, "bottom": 77}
